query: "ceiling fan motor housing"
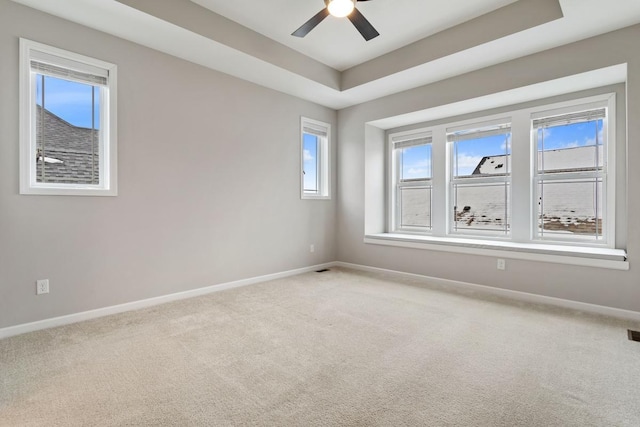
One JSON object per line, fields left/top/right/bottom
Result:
{"left": 292, "top": 0, "right": 379, "bottom": 41}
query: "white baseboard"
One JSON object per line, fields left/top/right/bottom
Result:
{"left": 334, "top": 261, "right": 640, "bottom": 322}
{"left": 3, "top": 260, "right": 638, "bottom": 340}
{"left": 0, "top": 262, "right": 335, "bottom": 340}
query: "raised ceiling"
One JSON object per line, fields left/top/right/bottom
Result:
{"left": 190, "top": 0, "right": 519, "bottom": 71}
{"left": 9, "top": 0, "right": 640, "bottom": 109}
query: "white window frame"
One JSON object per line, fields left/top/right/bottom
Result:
{"left": 385, "top": 93, "right": 617, "bottom": 251}
{"left": 301, "top": 117, "right": 330, "bottom": 200}
{"left": 531, "top": 99, "right": 614, "bottom": 246}
{"left": 389, "top": 129, "right": 433, "bottom": 233}
{"left": 19, "top": 38, "right": 117, "bottom": 196}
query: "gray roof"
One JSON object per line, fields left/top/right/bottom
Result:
{"left": 473, "top": 146, "right": 603, "bottom": 176}
{"left": 36, "top": 106, "right": 100, "bottom": 184}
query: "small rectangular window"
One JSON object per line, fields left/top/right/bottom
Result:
{"left": 448, "top": 121, "right": 511, "bottom": 236}
{"left": 20, "top": 39, "right": 117, "bottom": 196}
{"left": 533, "top": 106, "right": 608, "bottom": 243}
{"left": 301, "top": 117, "right": 330, "bottom": 199}
{"left": 391, "top": 131, "right": 433, "bottom": 232}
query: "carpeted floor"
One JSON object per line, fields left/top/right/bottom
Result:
{"left": 1, "top": 267, "right": 639, "bottom": 426}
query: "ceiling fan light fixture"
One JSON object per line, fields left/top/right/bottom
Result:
{"left": 292, "top": 0, "right": 379, "bottom": 41}
{"left": 327, "top": 0, "right": 354, "bottom": 18}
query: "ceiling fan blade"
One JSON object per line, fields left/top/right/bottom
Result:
{"left": 348, "top": 8, "right": 379, "bottom": 41}
{"left": 292, "top": 8, "right": 330, "bottom": 38}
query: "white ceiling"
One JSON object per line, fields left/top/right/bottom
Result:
{"left": 9, "top": 0, "right": 640, "bottom": 109}
{"left": 190, "top": 0, "right": 519, "bottom": 71}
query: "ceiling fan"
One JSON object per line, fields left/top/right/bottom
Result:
{"left": 292, "top": 0, "right": 380, "bottom": 41}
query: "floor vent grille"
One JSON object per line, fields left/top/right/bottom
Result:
{"left": 628, "top": 330, "right": 640, "bottom": 342}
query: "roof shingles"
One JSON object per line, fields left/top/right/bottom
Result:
{"left": 35, "top": 106, "right": 100, "bottom": 184}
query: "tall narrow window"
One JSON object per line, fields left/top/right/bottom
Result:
{"left": 448, "top": 121, "right": 511, "bottom": 236}
{"left": 20, "top": 39, "right": 117, "bottom": 196}
{"left": 391, "top": 132, "right": 433, "bottom": 231}
{"left": 303, "top": 133, "right": 320, "bottom": 193}
{"left": 301, "top": 117, "right": 330, "bottom": 199}
{"left": 533, "top": 105, "right": 609, "bottom": 243}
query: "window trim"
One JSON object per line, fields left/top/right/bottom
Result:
{"left": 19, "top": 38, "right": 118, "bottom": 196}
{"left": 385, "top": 92, "right": 617, "bottom": 253}
{"left": 301, "top": 117, "right": 330, "bottom": 200}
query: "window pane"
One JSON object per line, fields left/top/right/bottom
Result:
{"left": 538, "top": 179, "right": 603, "bottom": 239}
{"left": 453, "top": 183, "right": 510, "bottom": 233}
{"left": 537, "top": 120, "right": 604, "bottom": 173}
{"left": 399, "top": 186, "right": 431, "bottom": 229}
{"left": 303, "top": 133, "right": 319, "bottom": 193}
{"left": 453, "top": 132, "right": 511, "bottom": 178}
{"left": 400, "top": 144, "right": 431, "bottom": 181}
{"left": 35, "top": 75, "right": 100, "bottom": 184}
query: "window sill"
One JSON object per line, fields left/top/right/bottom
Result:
{"left": 20, "top": 185, "right": 117, "bottom": 197}
{"left": 364, "top": 233, "right": 628, "bottom": 270}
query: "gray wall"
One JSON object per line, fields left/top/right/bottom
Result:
{"left": 0, "top": 1, "right": 337, "bottom": 328}
{"left": 1, "top": 1, "right": 639, "bottom": 331}
{"left": 337, "top": 25, "right": 640, "bottom": 313}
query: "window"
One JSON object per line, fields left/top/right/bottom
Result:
{"left": 448, "top": 121, "right": 511, "bottom": 236}
{"left": 387, "top": 93, "right": 616, "bottom": 250}
{"left": 390, "top": 131, "right": 433, "bottom": 231}
{"left": 301, "top": 117, "right": 330, "bottom": 199}
{"left": 20, "top": 39, "right": 117, "bottom": 196}
{"left": 533, "top": 105, "right": 610, "bottom": 244}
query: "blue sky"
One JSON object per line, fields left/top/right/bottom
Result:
{"left": 303, "top": 133, "right": 318, "bottom": 192}
{"left": 537, "top": 120, "right": 603, "bottom": 150}
{"left": 401, "top": 120, "right": 603, "bottom": 179}
{"left": 400, "top": 144, "right": 432, "bottom": 180}
{"left": 36, "top": 75, "right": 100, "bottom": 129}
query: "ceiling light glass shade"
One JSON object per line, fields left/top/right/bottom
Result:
{"left": 328, "top": 0, "right": 354, "bottom": 18}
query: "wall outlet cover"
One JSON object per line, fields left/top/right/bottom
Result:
{"left": 36, "top": 279, "right": 49, "bottom": 295}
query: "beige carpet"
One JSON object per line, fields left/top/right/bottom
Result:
{"left": 1, "top": 267, "right": 639, "bottom": 426}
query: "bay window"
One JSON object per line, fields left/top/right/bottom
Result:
{"left": 387, "top": 93, "right": 616, "bottom": 252}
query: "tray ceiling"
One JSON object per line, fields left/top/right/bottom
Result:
{"left": 9, "top": 0, "right": 640, "bottom": 109}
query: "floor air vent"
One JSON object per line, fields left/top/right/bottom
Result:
{"left": 628, "top": 330, "right": 640, "bottom": 342}
{"left": 316, "top": 269, "right": 330, "bottom": 273}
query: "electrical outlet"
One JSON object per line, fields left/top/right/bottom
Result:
{"left": 497, "top": 259, "right": 506, "bottom": 271}
{"left": 310, "top": 244, "right": 315, "bottom": 253}
{"left": 36, "top": 279, "right": 49, "bottom": 295}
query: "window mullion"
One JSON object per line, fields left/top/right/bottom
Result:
{"left": 536, "top": 171, "right": 604, "bottom": 181}
{"left": 451, "top": 175, "right": 509, "bottom": 185}
{"left": 431, "top": 126, "right": 447, "bottom": 237}
{"left": 399, "top": 179, "right": 430, "bottom": 188}
{"left": 510, "top": 112, "right": 532, "bottom": 242}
